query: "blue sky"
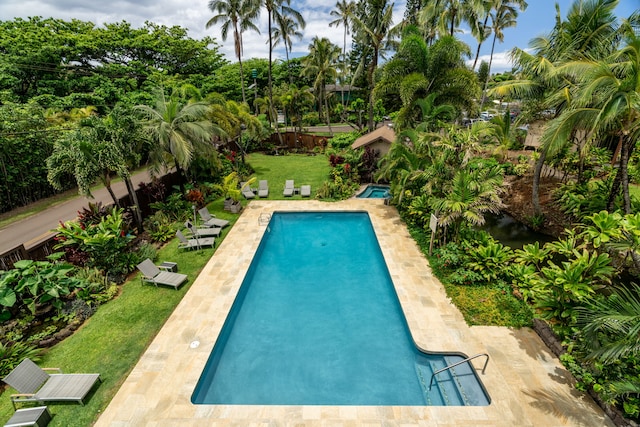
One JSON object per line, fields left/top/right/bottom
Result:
{"left": 0, "top": 0, "right": 636, "bottom": 73}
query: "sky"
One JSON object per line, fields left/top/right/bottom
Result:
{"left": 0, "top": 0, "right": 636, "bottom": 73}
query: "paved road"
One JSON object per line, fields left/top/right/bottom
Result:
{"left": 0, "top": 170, "right": 155, "bottom": 254}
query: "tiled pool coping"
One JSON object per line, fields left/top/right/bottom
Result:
{"left": 95, "top": 200, "right": 614, "bottom": 426}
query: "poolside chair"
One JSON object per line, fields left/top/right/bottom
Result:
{"left": 3, "top": 358, "right": 101, "bottom": 410}
{"left": 176, "top": 230, "right": 215, "bottom": 250}
{"left": 136, "top": 258, "right": 188, "bottom": 290}
{"left": 198, "top": 207, "right": 230, "bottom": 228}
{"left": 240, "top": 181, "right": 256, "bottom": 199}
{"left": 184, "top": 220, "right": 221, "bottom": 237}
{"left": 258, "top": 180, "right": 269, "bottom": 198}
{"left": 300, "top": 185, "right": 311, "bottom": 197}
{"left": 283, "top": 180, "right": 294, "bottom": 197}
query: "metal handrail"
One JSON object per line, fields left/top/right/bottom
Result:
{"left": 428, "top": 353, "right": 489, "bottom": 391}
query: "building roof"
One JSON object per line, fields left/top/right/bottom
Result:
{"left": 351, "top": 125, "right": 396, "bottom": 149}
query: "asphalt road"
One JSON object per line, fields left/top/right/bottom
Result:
{"left": 0, "top": 170, "right": 155, "bottom": 254}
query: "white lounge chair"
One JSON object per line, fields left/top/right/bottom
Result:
{"left": 184, "top": 220, "right": 221, "bottom": 237}
{"left": 241, "top": 181, "right": 256, "bottom": 199}
{"left": 136, "top": 258, "right": 188, "bottom": 290}
{"left": 198, "top": 207, "right": 230, "bottom": 228}
{"left": 176, "top": 230, "right": 215, "bottom": 250}
{"left": 258, "top": 180, "right": 269, "bottom": 198}
{"left": 283, "top": 180, "right": 294, "bottom": 197}
{"left": 3, "top": 358, "right": 101, "bottom": 409}
{"left": 301, "top": 185, "right": 311, "bottom": 197}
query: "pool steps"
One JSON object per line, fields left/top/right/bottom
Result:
{"left": 415, "top": 356, "right": 490, "bottom": 406}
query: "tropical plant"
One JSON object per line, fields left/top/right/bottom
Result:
{"left": 54, "top": 207, "right": 135, "bottom": 277}
{"left": 206, "top": 0, "right": 261, "bottom": 104}
{"left": 350, "top": 0, "right": 394, "bottom": 130}
{"left": 135, "top": 89, "right": 227, "bottom": 193}
{"left": 272, "top": 5, "right": 305, "bottom": 85}
{"left": 329, "top": 0, "right": 356, "bottom": 117}
{"left": 301, "top": 37, "right": 341, "bottom": 132}
{"left": 0, "top": 259, "right": 86, "bottom": 316}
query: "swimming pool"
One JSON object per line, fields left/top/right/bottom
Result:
{"left": 191, "top": 211, "right": 489, "bottom": 406}
{"left": 357, "top": 184, "right": 390, "bottom": 198}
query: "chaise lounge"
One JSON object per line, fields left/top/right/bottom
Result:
{"left": 198, "top": 207, "right": 230, "bottom": 228}
{"left": 3, "top": 358, "right": 101, "bottom": 409}
{"left": 176, "top": 230, "right": 215, "bottom": 250}
{"left": 184, "top": 220, "right": 221, "bottom": 237}
{"left": 300, "top": 185, "right": 311, "bottom": 197}
{"left": 136, "top": 258, "right": 188, "bottom": 290}
{"left": 283, "top": 180, "right": 294, "bottom": 197}
{"left": 258, "top": 180, "right": 269, "bottom": 198}
{"left": 240, "top": 182, "right": 256, "bottom": 199}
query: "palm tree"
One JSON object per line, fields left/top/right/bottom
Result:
{"left": 351, "top": 0, "right": 394, "bottom": 131}
{"left": 301, "top": 37, "right": 341, "bottom": 134}
{"left": 329, "top": 0, "right": 356, "bottom": 116}
{"left": 135, "top": 90, "right": 227, "bottom": 193}
{"left": 272, "top": 7, "right": 305, "bottom": 84}
{"left": 546, "top": 23, "right": 640, "bottom": 214}
{"left": 480, "top": 0, "right": 527, "bottom": 104}
{"left": 491, "top": 0, "right": 619, "bottom": 215}
{"left": 430, "top": 163, "right": 505, "bottom": 240}
{"left": 206, "top": 0, "right": 261, "bottom": 104}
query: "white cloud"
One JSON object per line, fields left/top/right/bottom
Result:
{"left": 468, "top": 50, "right": 514, "bottom": 74}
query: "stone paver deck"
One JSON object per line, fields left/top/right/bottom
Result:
{"left": 95, "top": 199, "right": 614, "bottom": 426}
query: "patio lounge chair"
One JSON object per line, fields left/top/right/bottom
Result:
{"left": 136, "top": 258, "right": 188, "bottom": 290}
{"left": 283, "top": 180, "right": 294, "bottom": 197}
{"left": 184, "top": 220, "right": 221, "bottom": 237}
{"left": 3, "top": 358, "right": 101, "bottom": 410}
{"left": 258, "top": 180, "right": 269, "bottom": 198}
{"left": 300, "top": 185, "right": 311, "bottom": 197}
{"left": 198, "top": 207, "right": 230, "bottom": 228}
{"left": 241, "top": 182, "right": 256, "bottom": 199}
{"left": 176, "top": 230, "right": 215, "bottom": 250}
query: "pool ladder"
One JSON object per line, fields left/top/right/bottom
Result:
{"left": 428, "top": 353, "right": 489, "bottom": 391}
{"left": 259, "top": 212, "right": 271, "bottom": 226}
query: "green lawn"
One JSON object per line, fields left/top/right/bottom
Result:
{"left": 246, "top": 153, "right": 331, "bottom": 199}
{"left": 0, "top": 155, "right": 331, "bottom": 426}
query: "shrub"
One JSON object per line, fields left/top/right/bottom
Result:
{"left": 54, "top": 207, "right": 135, "bottom": 276}
{"left": 150, "top": 192, "right": 192, "bottom": 221}
{"left": 143, "top": 211, "right": 176, "bottom": 243}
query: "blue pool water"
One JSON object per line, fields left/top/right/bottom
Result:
{"left": 357, "top": 185, "right": 390, "bottom": 198}
{"left": 191, "top": 212, "right": 489, "bottom": 406}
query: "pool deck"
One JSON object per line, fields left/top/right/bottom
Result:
{"left": 95, "top": 199, "right": 615, "bottom": 427}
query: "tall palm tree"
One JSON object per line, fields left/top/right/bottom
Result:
{"left": 546, "top": 23, "right": 640, "bottom": 214}
{"left": 206, "top": 0, "right": 261, "bottom": 104}
{"left": 329, "top": 0, "right": 356, "bottom": 116}
{"left": 351, "top": 0, "right": 394, "bottom": 131}
{"left": 301, "top": 37, "right": 341, "bottom": 134}
{"left": 491, "top": 0, "right": 619, "bottom": 215}
{"left": 263, "top": 0, "right": 302, "bottom": 123}
{"left": 135, "top": 90, "right": 227, "bottom": 193}
{"left": 272, "top": 7, "right": 305, "bottom": 84}
{"left": 480, "top": 0, "right": 527, "bottom": 104}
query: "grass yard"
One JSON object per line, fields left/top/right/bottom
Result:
{"left": 0, "top": 155, "right": 332, "bottom": 426}
{"left": 245, "top": 153, "right": 331, "bottom": 199}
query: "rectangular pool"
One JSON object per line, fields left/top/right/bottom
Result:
{"left": 191, "top": 211, "right": 489, "bottom": 406}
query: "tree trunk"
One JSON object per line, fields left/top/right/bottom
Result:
{"left": 124, "top": 176, "right": 144, "bottom": 232}
{"left": 481, "top": 33, "right": 498, "bottom": 105}
{"left": 101, "top": 173, "right": 121, "bottom": 207}
{"left": 620, "top": 136, "right": 632, "bottom": 214}
{"left": 324, "top": 88, "right": 333, "bottom": 136}
{"left": 472, "top": 15, "right": 490, "bottom": 70}
{"left": 532, "top": 149, "right": 546, "bottom": 216}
